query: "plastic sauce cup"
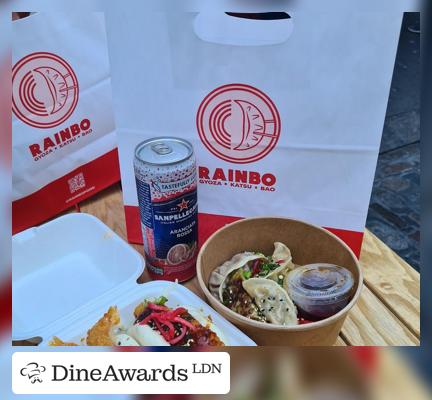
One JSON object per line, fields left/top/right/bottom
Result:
{"left": 286, "top": 264, "right": 354, "bottom": 321}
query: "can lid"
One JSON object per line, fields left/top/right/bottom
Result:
{"left": 135, "top": 137, "right": 193, "bottom": 166}
{"left": 287, "top": 264, "right": 354, "bottom": 302}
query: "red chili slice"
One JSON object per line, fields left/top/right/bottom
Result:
{"left": 137, "top": 305, "right": 199, "bottom": 342}
{"left": 147, "top": 303, "right": 169, "bottom": 312}
{"left": 139, "top": 312, "right": 155, "bottom": 325}
{"left": 153, "top": 319, "right": 171, "bottom": 342}
{"left": 251, "top": 259, "right": 261, "bottom": 275}
{"left": 169, "top": 325, "right": 187, "bottom": 345}
{"left": 162, "top": 320, "right": 175, "bottom": 339}
{"left": 149, "top": 313, "right": 176, "bottom": 339}
{"left": 160, "top": 307, "right": 187, "bottom": 320}
{"left": 170, "top": 307, "right": 187, "bottom": 317}
{"left": 173, "top": 317, "right": 196, "bottom": 331}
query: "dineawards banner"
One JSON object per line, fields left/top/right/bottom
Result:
{"left": 12, "top": 12, "right": 119, "bottom": 233}
{"left": 12, "top": 352, "right": 230, "bottom": 395}
{"left": 108, "top": 10, "right": 403, "bottom": 257}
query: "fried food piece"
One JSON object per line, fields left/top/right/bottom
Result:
{"left": 49, "top": 336, "right": 78, "bottom": 346}
{"left": 134, "top": 302, "right": 146, "bottom": 319}
{"left": 86, "top": 306, "right": 121, "bottom": 346}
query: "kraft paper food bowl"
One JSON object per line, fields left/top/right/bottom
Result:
{"left": 196, "top": 217, "right": 363, "bottom": 346}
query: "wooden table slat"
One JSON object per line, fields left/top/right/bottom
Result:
{"left": 341, "top": 285, "right": 419, "bottom": 346}
{"left": 334, "top": 337, "right": 348, "bottom": 346}
{"left": 360, "top": 230, "right": 420, "bottom": 337}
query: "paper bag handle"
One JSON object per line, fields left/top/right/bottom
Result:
{"left": 194, "top": 12, "right": 293, "bottom": 46}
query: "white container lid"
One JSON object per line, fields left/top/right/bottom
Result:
{"left": 12, "top": 213, "right": 145, "bottom": 341}
{"left": 13, "top": 213, "right": 255, "bottom": 346}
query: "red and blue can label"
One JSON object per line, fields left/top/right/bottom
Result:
{"left": 134, "top": 138, "right": 198, "bottom": 282}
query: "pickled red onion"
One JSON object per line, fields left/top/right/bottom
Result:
{"left": 169, "top": 325, "right": 187, "bottom": 345}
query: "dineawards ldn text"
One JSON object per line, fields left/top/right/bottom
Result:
{"left": 52, "top": 364, "right": 192, "bottom": 382}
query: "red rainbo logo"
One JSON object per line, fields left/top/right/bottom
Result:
{"left": 197, "top": 83, "right": 281, "bottom": 164}
{"left": 12, "top": 52, "right": 79, "bottom": 129}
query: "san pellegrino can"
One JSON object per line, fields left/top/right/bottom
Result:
{"left": 134, "top": 137, "right": 198, "bottom": 282}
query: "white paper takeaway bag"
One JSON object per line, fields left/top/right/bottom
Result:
{"left": 12, "top": 12, "right": 119, "bottom": 233}
{"left": 109, "top": 11, "right": 403, "bottom": 257}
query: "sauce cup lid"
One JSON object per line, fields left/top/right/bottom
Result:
{"left": 287, "top": 263, "right": 354, "bottom": 303}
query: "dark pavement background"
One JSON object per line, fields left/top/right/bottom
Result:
{"left": 366, "top": 12, "right": 420, "bottom": 271}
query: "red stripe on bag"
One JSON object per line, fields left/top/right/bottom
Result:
{"left": 325, "top": 227, "right": 364, "bottom": 258}
{"left": 124, "top": 205, "right": 142, "bottom": 244}
{"left": 124, "top": 207, "right": 364, "bottom": 257}
{"left": 13, "top": 149, "right": 120, "bottom": 234}
{"left": 0, "top": 277, "right": 11, "bottom": 336}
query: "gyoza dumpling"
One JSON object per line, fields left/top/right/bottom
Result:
{"left": 208, "top": 251, "right": 265, "bottom": 299}
{"left": 242, "top": 278, "right": 298, "bottom": 326}
{"left": 218, "top": 252, "right": 267, "bottom": 302}
{"left": 264, "top": 242, "right": 293, "bottom": 280}
{"left": 271, "top": 242, "right": 295, "bottom": 270}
